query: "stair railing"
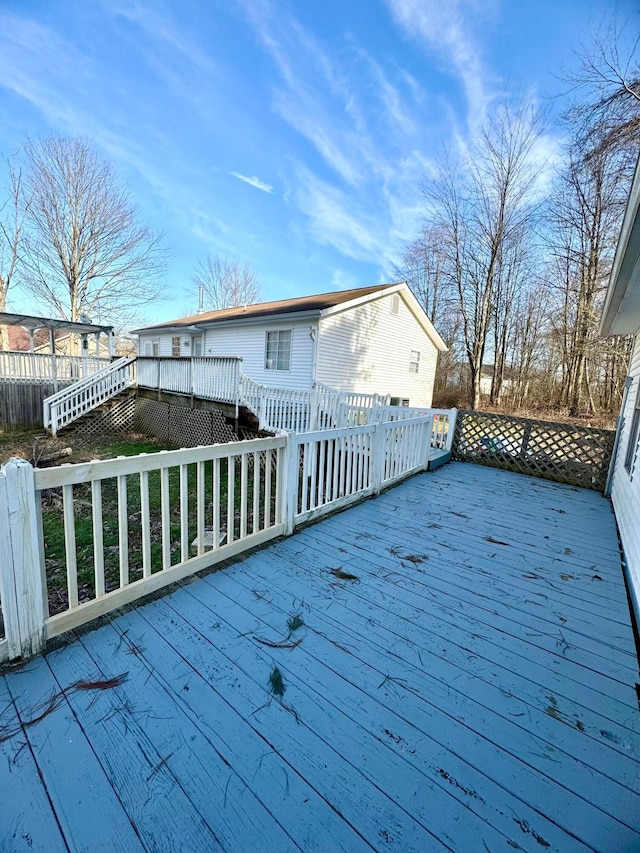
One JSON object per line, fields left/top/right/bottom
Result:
{"left": 43, "top": 358, "right": 136, "bottom": 435}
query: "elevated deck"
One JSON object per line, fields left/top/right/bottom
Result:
{"left": 2, "top": 463, "right": 639, "bottom": 852}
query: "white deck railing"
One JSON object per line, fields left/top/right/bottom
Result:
{"left": 36, "top": 352, "right": 456, "bottom": 448}
{"left": 136, "top": 356, "right": 242, "bottom": 404}
{"left": 0, "top": 351, "right": 111, "bottom": 383}
{"left": 0, "top": 415, "right": 441, "bottom": 662}
{"left": 43, "top": 358, "right": 136, "bottom": 436}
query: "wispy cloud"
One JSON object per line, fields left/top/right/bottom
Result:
{"left": 230, "top": 172, "right": 274, "bottom": 193}
{"left": 386, "top": 0, "right": 493, "bottom": 130}
{"left": 107, "top": 0, "right": 217, "bottom": 76}
{"left": 237, "top": 0, "right": 439, "bottom": 274}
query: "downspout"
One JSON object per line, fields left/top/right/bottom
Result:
{"left": 310, "top": 323, "right": 319, "bottom": 388}
{"left": 604, "top": 374, "right": 633, "bottom": 497}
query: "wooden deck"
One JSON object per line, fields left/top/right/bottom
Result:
{"left": 1, "top": 462, "right": 639, "bottom": 852}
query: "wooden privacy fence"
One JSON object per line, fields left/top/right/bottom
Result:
{"left": 452, "top": 410, "right": 615, "bottom": 492}
{"left": 0, "top": 414, "right": 437, "bottom": 662}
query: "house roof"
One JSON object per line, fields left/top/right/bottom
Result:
{"left": 6, "top": 326, "right": 65, "bottom": 351}
{"left": 132, "top": 282, "right": 448, "bottom": 351}
{"left": 0, "top": 311, "right": 113, "bottom": 337}
{"left": 600, "top": 153, "right": 640, "bottom": 337}
{"left": 132, "top": 283, "right": 395, "bottom": 333}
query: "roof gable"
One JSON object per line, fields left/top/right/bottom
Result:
{"left": 320, "top": 282, "right": 447, "bottom": 352}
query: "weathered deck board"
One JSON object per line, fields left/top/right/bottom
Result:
{"left": 158, "top": 585, "right": 585, "bottom": 852}
{"left": 0, "top": 679, "right": 68, "bottom": 853}
{"left": 4, "top": 657, "right": 146, "bottom": 853}
{"left": 216, "top": 550, "right": 640, "bottom": 840}
{"left": 1, "top": 461, "right": 638, "bottom": 852}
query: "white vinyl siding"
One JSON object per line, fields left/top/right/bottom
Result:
{"left": 624, "top": 382, "right": 640, "bottom": 475}
{"left": 203, "top": 321, "right": 314, "bottom": 390}
{"left": 611, "top": 332, "right": 640, "bottom": 618}
{"left": 315, "top": 291, "right": 438, "bottom": 407}
{"left": 138, "top": 333, "right": 187, "bottom": 357}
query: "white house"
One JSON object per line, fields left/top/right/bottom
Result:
{"left": 600, "top": 155, "right": 640, "bottom": 621}
{"left": 133, "top": 282, "right": 447, "bottom": 407}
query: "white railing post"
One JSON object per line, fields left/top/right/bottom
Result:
{"left": 424, "top": 418, "right": 435, "bottom": 469}
{"left": 282, "top": 432, "right": 299, "bottom": 535}
{"left": 446, "top": 408, "right": 458, "bottom": 452}
{"left": 0, "top": 458, "right": 46, "bottom": 659}
{"left": 309, "top": 389, "right": 319, "bottom": 432}
{"left": 371, "top": 422, "right": 385, "bottom": 495}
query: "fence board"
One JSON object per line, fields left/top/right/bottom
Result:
{"left": 0, "top": 381, "right": 70, "bottom": 430}
{"left": 453, "top": 410, "right": 615, "bottom": 492}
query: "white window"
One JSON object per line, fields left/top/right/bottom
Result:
{"left": 624, "top": 381, "right": 640, "bottom": 476}
{"left": 152, "top": 340, "right": 159, "bottom": 357}
{"left": 265, "top": 330, "right": 292, "bottom": 371}
{"left": 192, "top": 336, "right": 203, "bottom": 357}
{"left": 409, "top": 350, "right": 420, "bottom": 373}
{"left": 171, "top": 336, "right": 181, "bottom": 357}
{"left": 390, "top": 294, "right": 400, "bottom": 316}
{"left": 144, "top": 341, "right": 152, "bottom": 356}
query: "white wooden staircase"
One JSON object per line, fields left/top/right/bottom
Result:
{"left": 43, "top": 358, "right": 136, "bottom": 436}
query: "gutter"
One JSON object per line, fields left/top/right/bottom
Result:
{"left": 133, "top": 310, "right": 322, "bottom": 335}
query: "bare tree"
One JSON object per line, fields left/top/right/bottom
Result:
{"left": 422, "top": 103, "right": 545, "bottom": 408}
{"left": 193, "top": 254, "right": 262, "bottom": 311}
{"left": 562, "top": 16, "right": 640, "bottom": 158}
{"left": 394, "top": 225, "right": 461, "bottom": 395}
{"left": 20, "top": 136, "right": 166, "bottom": 333}
{"left": 0, "top": 158, "right": 27, "bottom": 350}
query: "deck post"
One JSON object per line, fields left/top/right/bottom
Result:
{"left": 81, "top": 334, "right": 88, "bottom": 378}
{"left": 309, "top": 389, "right": 319, "bottom": 432}
{"left": 282, "top": 433, "right": 298, "bottom": 535}
{"left": 446, "top": 408, "right": 458, "bottom": 452}
{"left": 424, "top": 418, "right": 434, "bottom": 469}
{"left": 49, "top": 328, "right": 58, "bottom": 392}
{"left": 0, "top": 458, "right": 46, "bottom": 660}
{"left": 371, "top": 422, "right": 384, "bottom": 495}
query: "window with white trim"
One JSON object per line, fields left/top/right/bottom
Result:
{"left": 265, "top": 329, "right": 292, "bottom": 371}
{"left": 171, "top": 336, "right": 181, "bottom": 357}
{"left": 624, "top": 381, "right": 640, "bottom": 476}
{"left": 409, "top": 350, "right": 420, "bottom": 373}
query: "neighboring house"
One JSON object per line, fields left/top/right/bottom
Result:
{"left": 600, "top": 155, "right": 640, "bottom": 620}
{"left": 6, "top": 326, "right": 62, "bottom": 351}
{"left": 478, "top": 365, "right": 515, "bottom": 402}
{"left": 5, "top": 326, "right": 109, "bottom": 356}
{"left": 133, "top": 282, "right": 447, "bottom": 407}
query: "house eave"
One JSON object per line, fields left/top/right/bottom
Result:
{"left": 600, "top": 152, "right": 640, "bottom": 337}
{"left": 134, "top": 310, "right": 322, "bottom": 335}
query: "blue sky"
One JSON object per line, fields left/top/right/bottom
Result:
{"left": 0, "top": 0, "right": 626, "bottom": 326}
